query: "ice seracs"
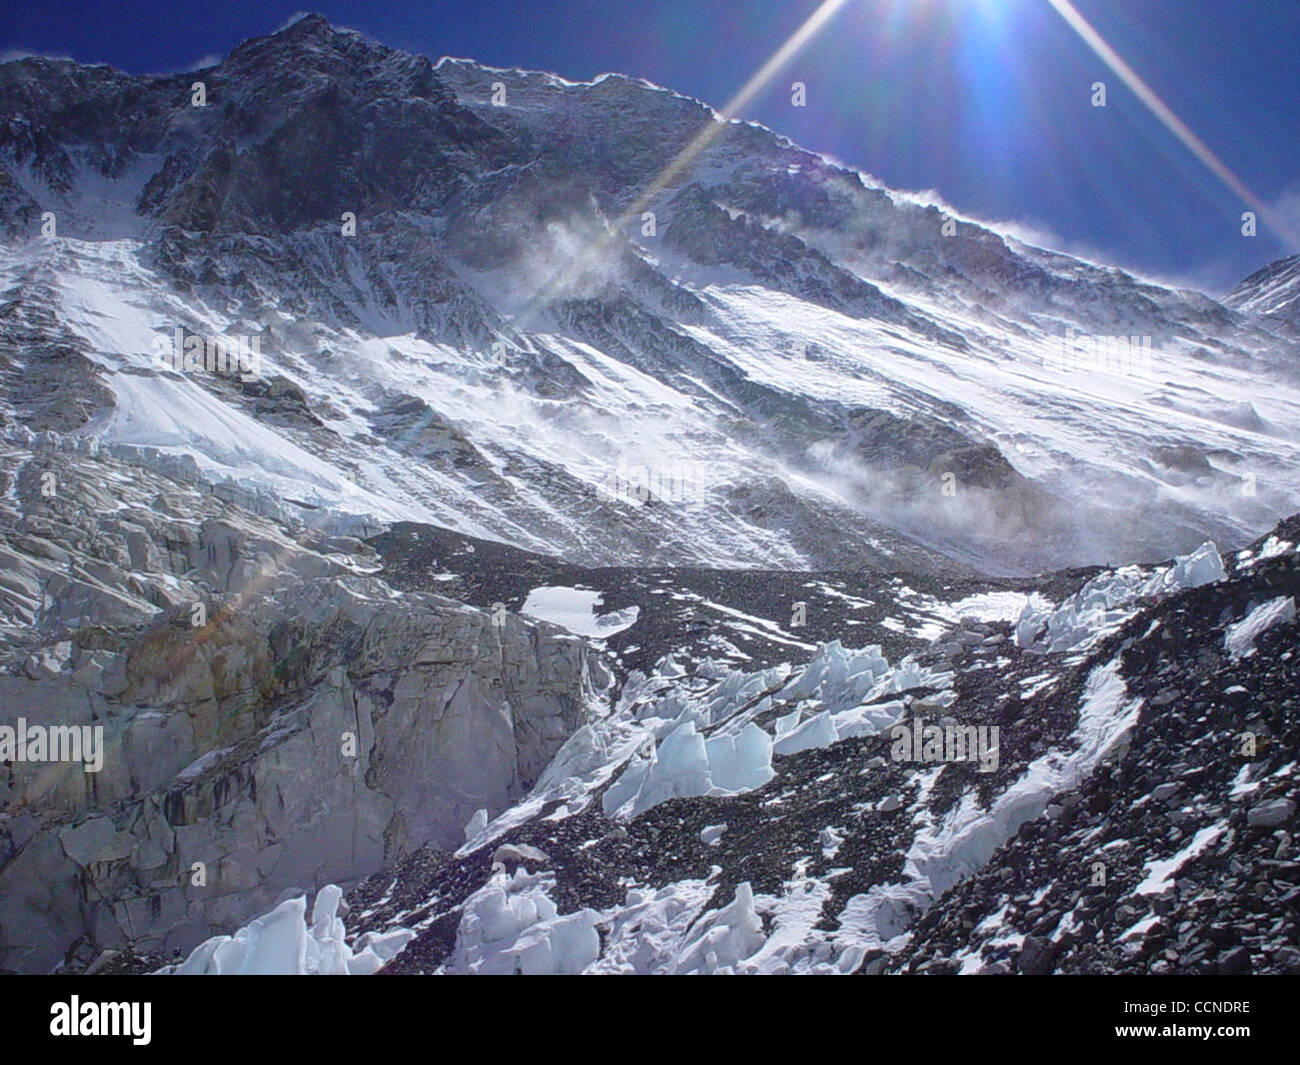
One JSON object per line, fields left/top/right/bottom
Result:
{"left": 1014, "top": 541, "right": 1225, "bottom": 654}
{"left": 602, "top": 719, "right": 775, "bottom": 818}
{"left": 157, "top": 885, "right": 414, "bottom": 975}
{"left": 600, "top": 639, "right": 954, "bottom": 819}
{"left": 448, "top": 867, "right": 600, "bottom": 975}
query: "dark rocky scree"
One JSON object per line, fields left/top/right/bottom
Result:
{"left": 894, "top": 519, "right": 1300, "bottom": 975}
{"left": 339, "top": 517, "right": 1299, "bottom": 974}
{"left": 367, "top": 520, "right": 1092, "bottom": 679}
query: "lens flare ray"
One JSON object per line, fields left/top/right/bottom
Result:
{"left": 516, "top": 0, "right": 853, "bottom": 325}
{"left": 1047, "top": 0, "right": 1297, "bottom": 248}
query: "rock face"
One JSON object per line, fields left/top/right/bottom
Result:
{"left": 0, "top": 439, "right": 602, "bottom": 973}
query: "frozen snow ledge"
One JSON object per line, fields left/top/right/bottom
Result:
{"left": 155, "top": 885, "right": 414, "bottom": 975}
{"left": 1224, "top": 596, "right": 1296, "bottom": 661}
{"left": 830, "top": 658, "right": 1144, "bottom": 962}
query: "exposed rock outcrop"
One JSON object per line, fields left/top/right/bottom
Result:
{"left": 0, "top": 440, "right": 604, "bottom": 973}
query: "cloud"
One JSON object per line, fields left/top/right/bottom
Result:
{"left": 184, "top": 53, "right": 222, "bottom": 72}
{"left": 0, "top": 48, "right": 77, "bottom": 64}
{"left": 888, "top": 185, "right": 1141, "bottom": 272}
{"left": 272, "top": 11, "right": 318, "bottom": 34}
{"left": 888, "top": 184, "right": 1247, "bottom": 293}
{"left": 1268, "top": 183, "right": 1300, "bottom": 250}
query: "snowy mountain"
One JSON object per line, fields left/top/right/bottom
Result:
{"left": 1226, "top": 253, "right": 1300, "bottom": 322}
{"left": 1, "top": 13, "right": 1298, "bottom": 576}
{"left": 0, "top": 14, "right": 1296, "bottom": 976}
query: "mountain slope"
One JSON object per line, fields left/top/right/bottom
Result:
{"left": 0, "top": 14, "right": 1297, "bottom": 574}
{"left": 1226, "top": 253, "right": 1300, "bottom": 322}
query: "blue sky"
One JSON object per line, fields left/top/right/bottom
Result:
{"left": 3, "top": 0, "right": 1296, "bottom": 293}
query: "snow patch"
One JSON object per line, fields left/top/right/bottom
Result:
{"left": 1224, "top": 596, "right": 1295, "bottom": 660}
{"left": 521, "top": 586, "right": 640, "bottom": 638}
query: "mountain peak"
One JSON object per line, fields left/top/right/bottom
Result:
{"left": 280, "top": 11, "right": 333, "bottom": 32}
{"left": 268, "top": 11, "right": 356, "bottom": 43}
{"left": 1225, "top": 252, "right": 1300, "bottom": 319}
{"left": 0, "top": 14, "right": 1297, "bottom": 574}
{"left": 221, "top": 10, "right": 381, "bottom": 70}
